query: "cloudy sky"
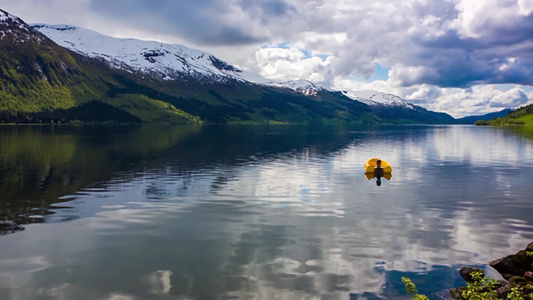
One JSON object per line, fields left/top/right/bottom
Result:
{"left": 2, "top": 0, "right": 533, "bottom": 117}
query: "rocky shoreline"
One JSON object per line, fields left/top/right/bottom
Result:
{"left": 450, "top": 242, "right": 533, "bottom": 299}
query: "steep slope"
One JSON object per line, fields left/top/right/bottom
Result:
{"left": 371, "top": 103, "right": 455, "bottom": 124}
{"left": 476, "top": 104, "right": 533, "bottom": 125}
{"left": 105, "top": 70, "right": 378, "bottom": 124}
{"left": 340, "top": 90, "right": 455, "bottom": 124}
{"left": 456, "top": 109, "right": 512, "bottom": 124}
{"left": 0, "top": 9, "right": 101, "bottom": 120}
{"left": 0, "top": 10, "right": 198, "bottom": 124}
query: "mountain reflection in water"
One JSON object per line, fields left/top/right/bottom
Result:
{"left": 0, "top": 124, "right": 532, "bottom": 299}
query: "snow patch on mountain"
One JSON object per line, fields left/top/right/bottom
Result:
{"left": 0, "top": 9, "right": 44, "bottom": 43}
{"left": 342, "top": 90, "right": 415, "bottom": 109}
{"left": 268, "top": 80, "right": 327, "bottom": 96}
{"left": 0, "top": 9, "right": 19, "bottom": 24}
{"left": 32, "top": 24, "right": 268, "bottom": 83}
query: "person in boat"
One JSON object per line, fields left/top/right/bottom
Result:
{"left": 374, "top": 159, "right": 384, "bottom": 177}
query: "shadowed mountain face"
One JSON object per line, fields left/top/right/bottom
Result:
{"left": 455, "top": 109, "right": 512, "bottom": 124}
{"left": 0, "top": 9, "right": 457, "bottom": 125}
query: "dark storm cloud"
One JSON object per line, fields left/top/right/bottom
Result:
{"left": 303, "top": 0, "right": 533, "bottom": 89}
{"left": 386, "top": 10, "right": 533, "bottom": 88}
{"left": 392, "top": 44, "right": 533, "bottom": 88}
{"left": 237, "top": 0, "right": 296, "bottom": 16}
{"left": 88, "top": 0, "right": 295, "bottom": 46}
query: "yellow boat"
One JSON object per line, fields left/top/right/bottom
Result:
{"left": 365, "top": 172, "right": 392, "bottom": 181}
{"left": 365, "top": 158, "right": 392, "bottom": 174}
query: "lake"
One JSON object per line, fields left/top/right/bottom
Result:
{"left": 0, "top": 124, "right": 532, "bottom": 300}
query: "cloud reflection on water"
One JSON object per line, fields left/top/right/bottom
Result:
{"left": 0, "top": 125, "right": 532, "bottom": 299}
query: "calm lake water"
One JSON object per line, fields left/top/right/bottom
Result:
{"left": 1, "top": 124, "right": 532, "bottom": 300}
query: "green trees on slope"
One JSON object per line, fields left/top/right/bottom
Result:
{"left": 476, "top": 104, "right": 533, "bottom": 126}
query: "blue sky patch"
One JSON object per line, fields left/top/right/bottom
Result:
{"left": 347, "top": 63, "right": 390, "bottom": 83}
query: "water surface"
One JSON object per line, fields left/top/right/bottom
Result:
{"left": 0, "top": 125, "right": 532, "bottom": 299}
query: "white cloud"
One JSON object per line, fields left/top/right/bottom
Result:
{"left": 389, "top": 65, "right": 438, "bottom": 88}
{"left": 147, "top": 270, "right": 172, "bottom": 295}
{"left": 422, "top": 86, "right": 531, "bottom": 117}
{"left": 255, "top": 47, "right": 333, "bottom": 82}
{"left": 489, "top": 88, "right": 529, "bottom": 108}
{"left": 333, "top": 76, "right": 533, "bottom": 118}
{"left": 451, "top": 0, "right": 528, "bottom": 38}
{"left": 406, "top": 84, "right": 443, "bottom": 100}
{"left": 333, "top": 77, "right": 405, "bottom": 97}
{"left": 518, "top": 0, "right": 533, "bottom": 15}
{"left": 413, "top": 85, "right": 533, "bottom": 117}
{"left": 106, "top": 294, "right": 134, "bottom": 300}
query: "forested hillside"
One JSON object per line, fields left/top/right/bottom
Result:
{"left": 476, "top": 104, "right": 533, "bottom": 125}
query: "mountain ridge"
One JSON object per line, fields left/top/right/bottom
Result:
{"left": 0, "top": 9, "right": 463, "bottom": 125}
{"left": 30, "top": 23, "right": 432, "bottom": 111}
{"left": 456, "top": 109, "right": 513, "bottom": 124}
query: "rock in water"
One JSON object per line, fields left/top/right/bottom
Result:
{"left": 459, "top": 267, "right": 484, "bottom": 282}
{"left": 450, "top": 242, "right": 533, "bottom": 300}
{"left": 489, "top": 249, "right": 533, "bottom": 279}
{"left": 449, "top": 287, "right": 465, "bottom": 300}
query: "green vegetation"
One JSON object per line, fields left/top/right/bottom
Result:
{"left": 403, "top": 272, "right": 533, "bottom": 300}
{"left": 460, "top": 271, "right": 499, "bottom": 300}
{"left": 0, "top": 36, "right": 88, "bottom": 117}
{"left": 474, "top": 120, "right": 491, "bottom": 126}
{"left": 0, "top": 24, "right": 118, "bottom": 123}
{"left": 104, "top": 94, "right": 202, "bottom": 124}
{"left": 476, "top": 104, "right": 533, "bottom": 126}
{"left": 0, "top": 20, "right": 202, "bottom": 124}
{"left": 401, "top": 277, "right": 429, "bottom": 300}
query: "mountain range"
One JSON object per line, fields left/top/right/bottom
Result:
{"left": 0, "top": 9, "right": 512, "bottom": 125}
{"left": 455, "top": 109, "right": 513, "bottom": 124}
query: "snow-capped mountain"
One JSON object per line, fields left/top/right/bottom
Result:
{"left": 342, "top": 90, "right": 415, "bottom": 109}
{"left": 32, "top": 24, "right": 268, "bottom": 83}
{"left": 31, "top": 23, "right": 420, "bottom": 108}
{"left": 31, "top": 24, "right": 331, "bottom": 97}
